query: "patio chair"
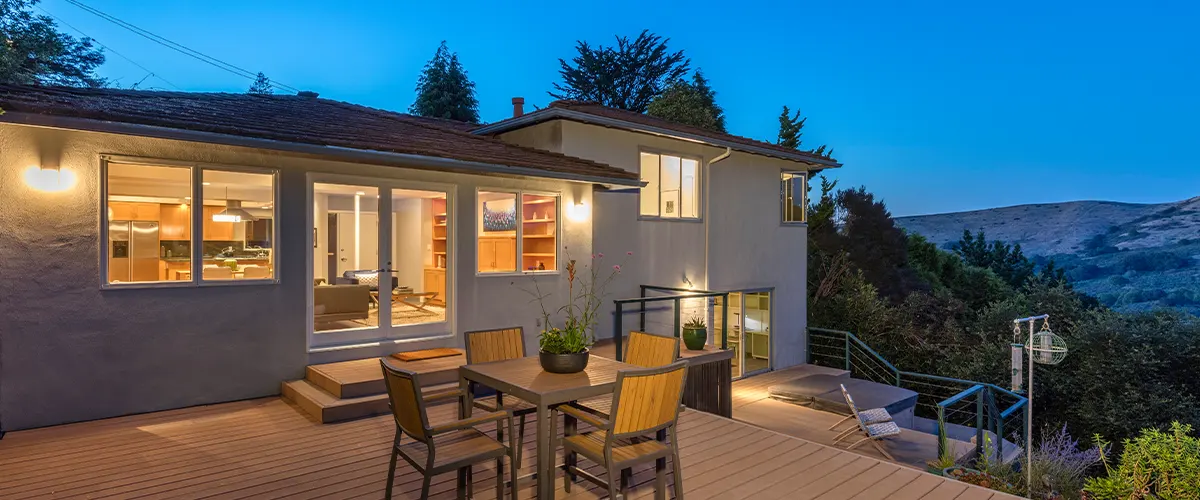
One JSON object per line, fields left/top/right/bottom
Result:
{"left": 553, "top": 361, "right": 689, "bottom": 500}
{"left": 380, "top": 358, "right": 518, "bottom": 500}
{"left": 831, "top": 383, "right": 901, "bottom": 461}
{"left": 828, "top": 384, "right": 893, "bottom": 432}
{"left": 464, "top": 326, "right": 535, "bottom": 467}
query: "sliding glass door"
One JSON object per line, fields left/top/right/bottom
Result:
{"left": 309, "top": 176, "right": 453, "bottom": 348}
{"left": 716, "top": 289, "right": 773, "bottom": 378}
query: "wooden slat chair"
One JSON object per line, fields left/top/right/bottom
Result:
{"left": 828, "top": 384, "right": 893, "bottom": 433}
{"left": 831, "top": 383, "right": 902, "bottom": 461}
{"left": 464, "top": 326, "right": 536, "bottom": 467}
{"left": 554, "top": 361, "right": 689, "bottom": 500}
{"left": 380, "top": 359, "right": 519, "bottom": 500}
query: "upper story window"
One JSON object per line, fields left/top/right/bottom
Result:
{"left": 639, "top": 152, "right": 700, "bottom": 219}
{"left": 781, "top": 171, "right": 808, "bottom": 224}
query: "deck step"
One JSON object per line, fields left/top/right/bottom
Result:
{"left": 304, "top": 351, "right": 465, "bottom": 398}
{"left": 282, "top": 379, "right": 459, "bottom": 423}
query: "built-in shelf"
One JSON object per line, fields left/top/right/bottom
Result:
{"left": 523, "top": 218, "right": 554, "bottom": 223}
{"left": 522, "top": 234, "right": 555, "bottom": 239}
{"left": 433, "top": 237, "right": 447, "bottom": 241}
{"left": 435, "top": 223, "right": 447, "bottom": 227}
{"left": 523, "top": 198, "right": 556, "bottom": 205}
{"left": 434, "top": 251, "right": 446, "bottom": 255}
{"left": 434, "top": 213, "right": 447, "bottom": 217}
{"left": 523, "top": 253, "right": 556, "bottom": 257}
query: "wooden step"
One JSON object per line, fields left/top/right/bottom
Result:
{"left": 305, "top": 350, "right": 465, "bottom": 398}
{"left": 282, "top": 379, "right": 459, "bottom": 424}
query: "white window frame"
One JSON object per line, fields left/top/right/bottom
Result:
{"left": 638, "top": 150, "right": 703, "bottom": 221}
{"left": 475, "top": 188, "right": 561, "bottom": 276}
{"left": 99, "top": 156, "right": 280, "bottom": 289}
{"left": 781, "top": 171, "right": 808, "bottom": 225}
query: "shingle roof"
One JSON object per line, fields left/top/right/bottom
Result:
{"left": 476, "top": 100, "right": 839, "bottom": 167}
{"left": 0, "top": 85, "right": 639, "bottom": 184}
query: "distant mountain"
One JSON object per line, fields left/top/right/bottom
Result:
{"left": 896, "top": 197, "right": 1200, "bottom": 315}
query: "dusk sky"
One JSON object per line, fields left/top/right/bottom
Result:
{"left": 40, "top": 0, "right": 1199, "bottom": 216}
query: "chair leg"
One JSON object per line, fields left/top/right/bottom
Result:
{"left": 457, "top": 466, "right": 468, "bottom": 500}
{"left": 467, "top": 464, "right": 475, "bottom": 499}
{"left": 828, "top": 414, "right": 854, "bottom": 431}
{"left": 421, "top": 473, "right": 433, "bottom": 500}
{"left": 870, "top": 439, "right": 896, "bottom": 461}
{"left": 508, "top": 416, "right": 520, "bottom": 500}
{"left": 655, "top": 456, "right": 667, "bottom": 500}
{"left": 495, "top": 456, "right": 505, "bottom": 500}
{"left": 516, "top": 414, "right": 527, "bottom": 467}
{"left": 564, "top": 413, "right": 578, "bottom": 485}
{"left": 670, "top": 427, "right": 684, "bottom": 500}
{"left": 832, "top": 427, "right": 857, "bottom": 444}
{"left": 385, "top": 445, "right": 399, "bottom": 499}
{"left": 607, "top": 464, "right": 622, "bottom": 500}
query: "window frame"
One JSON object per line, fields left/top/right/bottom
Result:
{"left": 637, "top": 148, "right": 704, "bottom": 222}
{"left": 474, "top": 187, "right": 561, "bottom": 277}
{"left": 99, "top": 155, "right": 281, "bottom": 290}
{"left": 780, "top": 170, "right": 808, "bottom": 226}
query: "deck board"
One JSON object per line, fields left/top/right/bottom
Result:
{"left": 0, "top": 381, "right": 1018, "bottom": 499}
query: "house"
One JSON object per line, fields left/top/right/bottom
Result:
{"left": 0, "top": 86, "right": 838, "bottom": 432}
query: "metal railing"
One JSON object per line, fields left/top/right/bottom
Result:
{"left": 610, "top": 285, "right": 731, "bottom": 362}
{"left": 808, "top": 327, "right": 1028, "bottom": 462}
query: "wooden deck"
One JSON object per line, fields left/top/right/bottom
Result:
{"left": 0, "top": 392, "right": 1017, "bottom": 499}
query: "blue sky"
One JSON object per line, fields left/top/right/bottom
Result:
{"left": 39, "top": 0, "right": 1200, "bottom": 216}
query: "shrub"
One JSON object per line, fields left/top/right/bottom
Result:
{"left": 1083, "top": 422, "right": 1200, "bottom": 500}
{"left": 1026, "top": 425, "right": 1105, "bottom": 500}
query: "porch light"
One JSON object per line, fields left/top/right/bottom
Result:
{"left": 23, "top": 165, "right": 77, "bottom": 192}
{"left": 567, "top": 201, "right": 589, "bottom": 222}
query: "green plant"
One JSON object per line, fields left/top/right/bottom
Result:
{"left": 1083, "top": 422, "right": 1200, "bottom": 500}
{"left": 684, "top": 315, "right": 705, "bottom": 329}
{"left": 538, "top": 323, "right": 592, "bottom": 355}
{"left": 520, "top": 247, "right": 630, "bottom": 354}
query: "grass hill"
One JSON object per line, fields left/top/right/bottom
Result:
{"left": 896, "top": 197, "right": 1200, "bottom": 315}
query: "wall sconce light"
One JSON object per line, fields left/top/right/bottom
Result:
{"left": 567, "top": 201, "right": 589, "bottom": 222}
{"left": 23, "top": 165, "right": 76, "bottom": 192}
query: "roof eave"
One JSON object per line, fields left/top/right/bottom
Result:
{"left": 474, "top": 108, "right": 842, "bottom": 169}
{"left": 0, "top": 112, "right": 642, "bottom": 187}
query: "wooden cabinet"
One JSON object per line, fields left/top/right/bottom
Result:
{"left": 423, "top": 268, "right": 446, "bottom": 305}
{"left": 478, "top": 236, "right": 516, "bottom": 272}
{"left": 108, "top": 202, "right": 161, "bottom": 221}
{"left": 202, "top": 206, "right": 236, "bottom": 241}
{"left": 159, "top": 203, "right": 191, "bottom": 240}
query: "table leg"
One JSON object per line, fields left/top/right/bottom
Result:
{"left": 459, "top": 375, "right": 473, "bottom": 420}
{"left": 536, "top": 403, "right": 552, "bottom": 499}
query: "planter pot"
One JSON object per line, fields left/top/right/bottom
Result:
{"left": 682, "top": 327, "right": 708, "bottom": 350}
{"left": 539, "top": 349, "right": 590, "bottom": 374}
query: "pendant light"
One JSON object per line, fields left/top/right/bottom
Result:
{"left": 211, "top": 186, "right": 258, "bottom": 222}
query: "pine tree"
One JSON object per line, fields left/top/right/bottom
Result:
{"left": 0, "top": 0, "right": 106, "bottom": 87}
{"left": 550, "top": 30, "right": 689, "bottom": 112}
{"left": 646, "top": 70, "right": 726, "bottom": 132}
{"left": 247, "top": 72, "right": 272, "bottom": 94}
{"left": 410, "top": 41, "right": 480, "bottom": 123}
{"left": 775, "top": 105, "right": 833, "bottom": 158}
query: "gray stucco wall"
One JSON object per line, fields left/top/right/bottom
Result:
{"left": 0, "top": 122, "right": 591, "bottom": 431}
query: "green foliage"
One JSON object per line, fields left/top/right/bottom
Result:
{"left": 775, "top": 105, "right": 832, "bottom": 158}
{"left": 550, "top": 30, "right": 689, "bottom": 112}
{"left": 538, "top": 321, "right": 593, "bottom": 355}
{"left": 0, "top": 0, "right": 106, "bottom": 87}
{"left": 646, "top": 70, "right": 725, "bottom": 132}
{"left": 684, "top": 315, "right": 705, "bottom": 329}
{"left": 1084, "top": 423, "right": 1200, "bottom": 500}
{"left": 247, "top": 72, "right": 272, "bottom": 94}
{"left": 410, "top": 41, "right": 479, "bottom": 123}
{"left": 955, "top": 229, "right": 1037, "bottom": 289}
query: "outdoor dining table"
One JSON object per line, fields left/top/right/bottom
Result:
{"left": 458, "top": 355, "right": 637, "bottom": 499}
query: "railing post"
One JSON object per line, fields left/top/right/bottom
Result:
{"left": 614, "top": 302, "right": 623, "bottom": 362}
{"left": 639, "top": 286, "right": 646, "bottom": 332}
{"left": 976, "top": 387, "right": 986, "bottom": 459}
{"left": 844, "top": 334, "right": 850, "bottom": 372}
{"left": 673, "top": 298, "right": 681, "bottom": 338}
{"left": 936, "top": 405, "right": 947, "bottom": 459}
{"left": 720, "top": 294, "right": 729, "bottom": 350}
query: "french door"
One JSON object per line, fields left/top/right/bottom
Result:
{"left": 718, "top": 288, "right": 773, "bottom": 378}
{"left": 307, "top": 174, "right": 454, "bottom": 349}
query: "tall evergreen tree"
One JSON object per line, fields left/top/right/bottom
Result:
{"left": 776, "top": 105, "right": 833, "bottom": 158}
{"left": 410, "top": 41, "right": 480, "bottom": 123}
{"left": 0, "top": 0, "right": 106, "bottom": 87}
{"left": 646, "top": 70, "right": 726, "bottom": 132}
{"left": 247, "top": 72, "right": 272, "bottom": 94}
{"left": 550, "top": 30, "right": 689, "bottom": 112}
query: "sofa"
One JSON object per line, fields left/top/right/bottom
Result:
{"left": 313, "top": 284, "right": 370, "bottom": 324}
{"left": 331, "top": 269, "right": 398, "bottom": 291}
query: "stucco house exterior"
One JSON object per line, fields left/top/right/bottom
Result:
{"left": 0, "top": 86, "right": 838, "bottom": 433}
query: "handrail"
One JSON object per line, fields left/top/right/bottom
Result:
{"left": 612, "top": 286, "right": 732, "bottom": 361}
{"left": 938, "top": 384, "right": 984, "bottom": 408}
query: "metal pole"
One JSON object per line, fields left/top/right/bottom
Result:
{"left": 673, "top": 298, "right": 681, "bottom": 338}
{"left": 1027, "top": 319, "right": 1035, "bottom": 493}
{"left": 614, "top": 302, "right": 623, "bottom": 362}
{"left": 720, "top": 293, "right": 729, "bottom": 350}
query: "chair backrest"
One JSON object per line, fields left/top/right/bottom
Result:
{"left": 242, "top": 265, "right": 271, "bottom": 279}
{"left": 624, "top": 331, "right": 679, "bottom": 368}
{"left": 380, "top": 359, "right": 430, "bottom": 442}
{"left": 610, "top": 361, "right": 689, "bottom": 437}
{"left": 203, "top": 266, "right": 234, "bottom": 279}
{"left": 840, "top": 384, "right": 871, "bottom": 432}
{"left": 464, "top": 327, "right": 525, "bottom": 364}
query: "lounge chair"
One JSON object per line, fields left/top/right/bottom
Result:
{"left": 832, "top": 383, "right": 902, "bottom": 461}
{"left": 828, "top": 384, "right": 893, "bottom": 432}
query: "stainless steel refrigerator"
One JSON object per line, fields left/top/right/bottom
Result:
{"left": 109, "top": 221, "right": 160, "bottom": 283}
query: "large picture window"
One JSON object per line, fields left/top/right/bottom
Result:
{"left": 477, "top": 190, "right": 558, "bottom": 274}
{"left": 639, "top": 152, "right": 700, "bottom": 219}
{"left": 781, "top": 171, "right": 807, "bottom": 224}
{"left": 102, "top": 159, "right": 277, "bottom": 287}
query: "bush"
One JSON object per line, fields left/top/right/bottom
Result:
{"left": 1027, "top": 425, "right": 1106, "bottom": 500}
{"left": 1118, "top": 252, "right": 1191, "bottom": 273}
{"left": 1083, "top": 422, "right": 1200, "bottom": 500}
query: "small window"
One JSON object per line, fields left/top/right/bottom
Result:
{"left": 782, "top": 172, "right": 807, "bottom": 224}
{"left": 639, "top": 152, "right": 700, "bottom": 219}
{"left": 201, "top": 170, "right": 276, "bottom": 280}
{"left": 105, "top": 162, "right": 192, "bottom": 285}
{"left": 477, "top": 190, "right": 558, "bottom": 273}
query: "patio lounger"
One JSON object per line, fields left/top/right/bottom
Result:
{"left": 832, "top": 383, "right": 901, "bottom": 461}
{"left": 828, "top": 384, "right": 893, "bottom": 432}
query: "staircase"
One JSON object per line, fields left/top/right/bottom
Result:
{"left": 281, "top": 350, "right": 465, "bottom": 423}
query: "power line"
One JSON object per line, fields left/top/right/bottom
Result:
{"left": 34, "top": 4, "right": 181, "bottom": 90}
{"left": 61, "top": 0, "right": 302, "bottom": 94}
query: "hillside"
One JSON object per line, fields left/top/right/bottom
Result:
{"left": 896, "top": 197, "right": 1200, "bottom": 315}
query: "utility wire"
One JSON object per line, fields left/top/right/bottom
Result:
{"left": 35, "top": 4, "right": 182, "bottom": 90}
{"left": 61, "top": 0, "right": 302, "bottom": 94}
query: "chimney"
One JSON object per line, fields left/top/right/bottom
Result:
{"left": 297, "top": 91, "right": 319, "bottom": 99}
{"left": 512, "top": 97, "right": 525, "bottom": 118}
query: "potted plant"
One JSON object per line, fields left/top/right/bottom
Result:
{"left": 538, "top": 320, "right": 592, "bottom": 373}
{"left": 682, "top": 315, "right": 707, "bottom": 350}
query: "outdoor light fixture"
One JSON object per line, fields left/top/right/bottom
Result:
{"left": 23, "top": 165, "right": 76, "bottom": 192}
{"left": 567, "top": 201, "right": 589, "bottom": 221}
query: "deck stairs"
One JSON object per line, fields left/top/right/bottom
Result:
{"left": 281, "top": 350, "right": 465, "bottom": 423}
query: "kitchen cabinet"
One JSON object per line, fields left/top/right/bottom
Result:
{"left": 159, "top": 203, "right": 191, "bottom": 240}
{"left": 423, "top": 268, "right": 446, "bottom": 305}
{"left": 478, "top": 236, "right": 516, "bottom": 272}
{"left": 202, "top": 206, "right": 236, "bottom": 240}
{"left": 108, "top": 202, "right": 160, "bottom": 221}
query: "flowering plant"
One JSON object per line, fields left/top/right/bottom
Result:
{"left": 522, "top": 247, "right": 631, "bottom": 355}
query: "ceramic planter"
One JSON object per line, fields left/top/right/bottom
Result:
{"left": 539, "top": 349, "right": 590, "bottom": 374}
{"left": 682, "top": 326, "right": 708, "bottom": 350}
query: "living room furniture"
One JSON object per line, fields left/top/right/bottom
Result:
{"left": 313, "top": 284, "right": 370, "bottom": 325}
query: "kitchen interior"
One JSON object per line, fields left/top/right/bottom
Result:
{"left": 106, "top": 162, "right": 274, "bottom": 285}
{"left": 312, "top": 184, "right": 449, "bottom": 332}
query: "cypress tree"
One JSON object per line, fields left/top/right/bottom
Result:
{"left": 410, "top": 41, "right": 480, "bottom": 123}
